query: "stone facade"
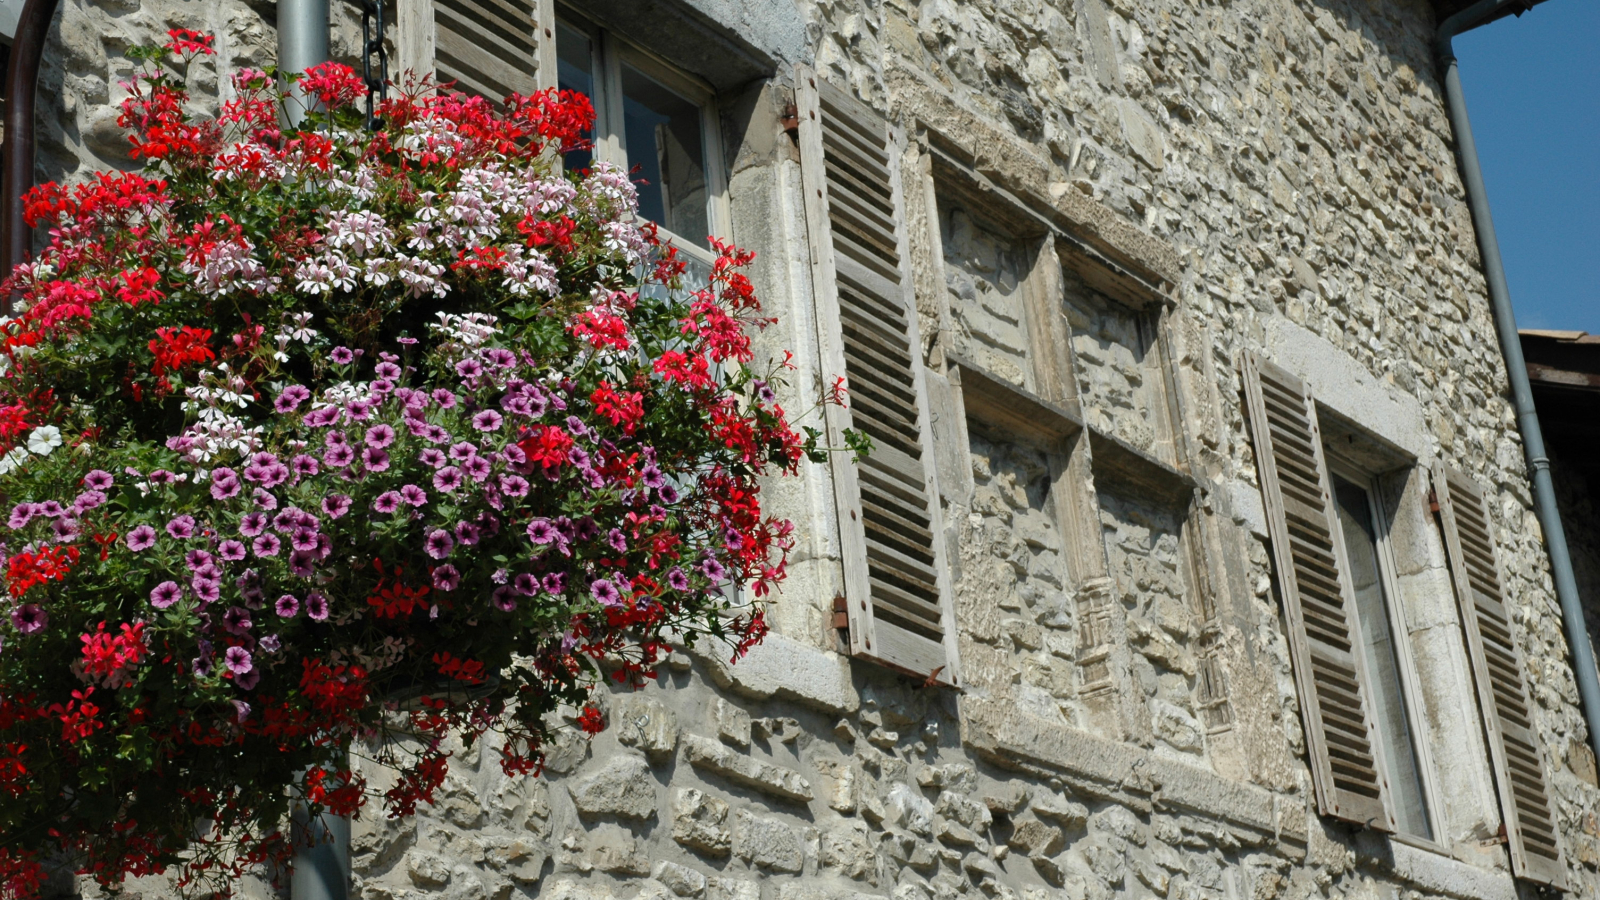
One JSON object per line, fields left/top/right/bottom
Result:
{"left": 26, "top": 0, "right": 1600, "bottom": 898}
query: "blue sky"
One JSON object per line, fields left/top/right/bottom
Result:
{"left": 1455, "top": 0, "right": 1599, "bottom": 334}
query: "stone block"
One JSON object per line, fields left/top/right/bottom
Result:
{"left": 588, "top": 823, "right": 650, "bottom": 875}
{"left": 714, "top": 698, "right": 751, "bottom": 747}
{"left": 681, "top": 733, "right": 813, "bottom": 802}
{"left": 883, "top": 783, "right": 934, "bottom": 836}
{"left": 614, "top": 693, "right": 679, "bottom": 759}
{"left": 407, "top": 851, "right": 451, "bottom": 887}
{"left": 694, "top": 632, "right": 860, "bottom": 714}
{"left": 653, "top": 860, "right": 708, "bottom": 897}
{"left": 707, "top": 876, "right": 760, "bottom": 900}
{"left": 672, "top": 787, "right": 733, "bottom": 857}
{"left": 569, "top": 755, "right": 657, "bottom": 820}
{"left": 733, "top": 810, "right": 810, "bottom": 873}
{"left": 819, "top": 818, "right": 879, "bottom": 883}
{"left": 1007, "top": 819, "right": 1065, "bottom": 857}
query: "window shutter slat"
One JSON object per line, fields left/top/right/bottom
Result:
{"left": 1241, "top": 351, "right": 1395, "bottom": 832}
{"left": 1433, "top": 464, "right": 1567, "bottom": 889}
{"left": 396, "top": 0, "right": 554, "bottom": 102}
{"left": 796, "top": 65, "right": 959, "bottom": 687}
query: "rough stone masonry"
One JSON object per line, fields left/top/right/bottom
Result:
{"left": 27, "top": 0, "right": 1600, "bottom": 897}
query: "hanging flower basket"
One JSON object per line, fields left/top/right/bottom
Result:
{"left": 0, "top": 30, "right": 822, "bottom": 896}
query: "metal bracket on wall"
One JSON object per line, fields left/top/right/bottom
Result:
{"left": 358, "top": 0, "right": 389, "bottom": 128}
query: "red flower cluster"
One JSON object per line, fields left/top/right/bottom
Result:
{"left": 78, "top": 622, "right": 149, "bottom": 686}
{"left": 5, "top": 545, "right": 79, "bottom": 598}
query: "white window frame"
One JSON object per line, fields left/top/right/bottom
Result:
{"left": 556, "top": 11, "right": 732, "bottom": 268}
{"left": 1326, "top": 455, "right": 1448, "bottom": 851}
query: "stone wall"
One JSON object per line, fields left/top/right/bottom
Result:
{"left": 34, "top": 0, "right": 1600, "bottom": 897}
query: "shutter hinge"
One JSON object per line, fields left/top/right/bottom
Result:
{"left": 1428, "top": 488, "right": 1440, "bottom": 514}
{"left": 781, "top": 103, "right": 800, "bottom": 144}
{"left": 832, "top": 594, "right": 850, "bottom": 631}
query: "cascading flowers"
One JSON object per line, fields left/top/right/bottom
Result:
{"left": 0, "top": 29, "right": 844, "bottom": 897}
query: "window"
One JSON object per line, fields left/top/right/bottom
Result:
{"left": 1328, "top": 467, "right": 1434, "bottom": 840}
{"left": 555, "top": 14, "right": 728, "bottom": 258}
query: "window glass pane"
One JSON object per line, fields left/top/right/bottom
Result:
{"left": 619, "top": 62, "right": 711, "bottom": 249}
{"left": 1332, "top": 474, "right": 1432, "bottom": 839}
{"left": 555, "top": 22, "right": 596, "bottom": 172}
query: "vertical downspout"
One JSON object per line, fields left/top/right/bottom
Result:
{"left": 276, "top": 1, "right": 346, "bottom": 892}
{"left": 0, "top": 0, "right": 61, "bottom": 312}
{"left": 1436, "top": 0, "right": 1600, "bottom": 771}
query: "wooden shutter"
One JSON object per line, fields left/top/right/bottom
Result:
{"left": 795, "top": 66, "right": 958, "bottom": 687}
{"left": 1241, "top": 351, "right": 1395, "bottom": 831}
{"left": 395, "top": 0, "right": 556, "bottom": 102}
{"left": 1433, "top": 464, "right": 1566, "bottom": 888}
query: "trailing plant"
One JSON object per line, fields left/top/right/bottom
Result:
{"left": 0, "top": 30, "right": 830, "bottom": 895}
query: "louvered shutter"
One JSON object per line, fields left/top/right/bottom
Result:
{"left": 1433, "top": 464, "right": 1566, "bottom": 888}
{"left": 395, "top": 0, "right": 555, "bottom": 103}
{"left": 1241, "top": 351, "right": 1395, "bottom": 831}
{"left": 795, "top": 66, "right": 958, "bottom": 687}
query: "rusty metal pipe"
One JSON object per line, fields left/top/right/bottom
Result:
{"left": 1, "top": 0, "right": 60, "bottom": 311}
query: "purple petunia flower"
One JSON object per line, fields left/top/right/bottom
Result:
{"left": 7, "top": 503, "right": 35, "bottom": 529}
{"left": 641, "top": 465, "right": 665, "bottom": 489}
{"left": 150, "top": 581, "right": 182, "bottom": 609}
{"left": 147, "top": 471, "right": 178, "bottom": 486}
{"left": 291, "top": 528, "right": 321, "bottom": 552}
{"left": 253, "top": 488, "right": 278, "bottom": 511}
{"left": 362, "top": 447, "right": 391, "bottom": 472}
{"left": 400, "top": 485, "right": 428, "bottom": 507}
{"left": 659, "top": 485, "right": 680, "bottom": 504}
{"left": 373, "top": 492, "right": 403, "bottom": 514}
{"left": 219, "top": 540, "right": 247, "bottom": 561}
{"left": 526, "top": 518, "right": 557, "bottom": 544}
{"left": 700, "top": 557, "right": 727, "bottom": 583}
{"left": 73, "top": 490, "right": 107, "bottom": 513}
{"left": 252, "top": 534, "right": 282, "bottom": 557}
{"left": 234, "top": 670, "right": 260, "bottom": 691}
{"left": 222, "top": 606, "right": 252, "bottom": 634}
{"left": 492, "top": 586, "right": 517, "bottom": 612}
{"left": 276, "top": 384, "right": 312, "bottom": 413}
{"left": 365, "top": 424, "right": 395, "bottom": 449}
{"left": 260, "top": 634, "right": 281, "bottom": 653}
{"left": 513, "top": 573, "right": 539, "bottom": 596}
{"left": 126, "top": 525, "right": 157, "bottom": 552}
{"left": 607, "top": 528, "right": 628, "bottom": 553}
{"left": 289, "top": 551, "right": 317, "bottom": 578}
{"left": 193, "top": 656, "right": 213, "bottom": 678}
{"left": 275, "top": 594, "right": 299, "bottom": 618}
{"left": 239, "top": 512, "right": 268, "bottom": 536}
{"left": 432, "top": 389, "right": 458, "bottom": 409}
{"left": 541, "top": 572, "right": 566, "bottom": 595}
{"left": 456, "top": 358, "right": 484, "bottom": 379}
{"left": 472, "top": 410, "right": 503, "bottom": 432}
{"left": 305, "top": 406, "right": 340, "bottom": 427}
{"left": 375, "top": 361, "right": 402, "bottom": 380}
{"left": 424, "top": 529, "right": 454, "bottom": 559}
{"left": 83, "top": 469, "right": 114, "bottom": 490}
{"left": 305, "top": 591, "right": 330, "bottom": 621}
{"left": 419, "top": 448, "right": 447, "bottom": 468}
{"left": 166, "top": 515, "right": 196, "bottom": 540}
{"left": 324, "top": 444, "right": 355, "bottom": 468}
{"left": 330, "top": 346, "right": 355, "bottom": 365}
{"left": 448, "top": 441, "right": 478, "bottom": 462}
{"left": 499, "top": 474, "right": 529, "bottom": 498}
{"left": 454, "top": 521, "right": 481, "bottom": 546}
{"left": 345, "top": 399, "right": 373, "bottom": 422}
{"left": 52, "top": 518, "right": 79, "bottom": 542}
{"left": 371, "top": 378, "right": 395, "bottom": 395}
{"left": 591, "top": 579, "right": 621, "bottom": 606}
{"left": 433, "top": 466, "right": 463, "bottom": 492}
{"left": 292, "top": 454, "right": 320, "bottom": 477}
{"left": 192, "top": 577, "right": 220, "bottom": 604}
{"left": 463, "top": 456, "right": 492, "bottom": 482}
{"left": 10, "top": 604, "right": 47, "bottom": 634}
{"left": 502, "top": 395, "right": 534, "bottom": 417}
{"left": 322, "top": 494, "right": 352, "bottom": 519}
{"left": 484, "top": 347, "right": 515, "bottom": 369}
{"left": 186, "top": 549, "right": 215, "bottom": 571}
{"left": 432, "top": 564, "right": 460, "bottom": 592}
{"left": 667, "top": 568, "right": 690, "bottom": 592}
{"left": 224, "top": 646, "right": 253, "bottom": 675}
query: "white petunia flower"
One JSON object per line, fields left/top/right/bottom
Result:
{"left": 0, "top": 446, "right": 29, "bottom": 474}
{"left": 26, "top": 426, "right": 61, "bottom": 456}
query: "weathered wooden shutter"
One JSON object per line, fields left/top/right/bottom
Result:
{"left": 1241, "top": 351, "right": 1395, "bottom": 831}
{"left": 795, "top": 65, "right": 958, "bottom": 687}
{"left": 1433, "top": 464, "right": 1566, "bottom": 888}
{"left": 395, "top": 0, "right": 556, "bottom": 102}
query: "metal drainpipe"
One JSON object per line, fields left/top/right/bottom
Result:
{"left": 278, "top": 0, "right": 330, "bottom": 127}
{"left": 1436, "top": 0, "right": 1600, "bottom": 771}
{"left": 0, "top": 0, "right": 61, "bottom": 313}
{"left": 276, "top": 1, "right": 347, "bottom": 892}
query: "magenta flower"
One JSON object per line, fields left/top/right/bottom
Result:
{"left": 306, "top": 591, "right": 330, "bottom": 621}
{"left": 83, "top": 470, "right": 114, "bottom": 490}
{"left": 292, "top": 454, "right": 320, "bottom": 477}
{"left": 419, "top": 448, "right": 447, "bottom": 468}
{"left": 667, "top": 568, "right": 690, "bottom": 591}
{"left": 126, "top": 525, "right": 158, "bottom": 552}
{"left": 454, "top": 521, "right": 481, "bottom": 546}
{"left": 472, "top": 410, "right": 503, "bottom": 432}
{"left": 400, "top": 484, "right": 428, "bottom": 507}
{"left": 433, "top": 466, "right": 463, "bottom": 492}
{"left": 224, "top": 646, "right": 254, "bottom": 675}
{"left": 503, "top": 395, "right": 533, "bottom": 417}
{"left": 432, "top": 389, "right": 458, "bottom": 409}
{"left": 499, "top": 474, "right": 529, "bottom": 498}
{"left": 375, "top": 361, "right": 402, "bottom": 380}
{"left": 219, "top": 540, "right": 248, "bottom": 561}
{"left": 10, "top": 604, "right": 47, "bottom": 634}
{"left": 275, "top": 594, "right": 299, "bottom": 617}
{"left": 222, "top": 606, "right": 253, "bottom": 634}
{"left": 150, "top": 581, "right": 182, "bottom": 609}
{"left": 463, "top": 456, "right": 492, "bottom": 482}
{"left": 239, "top": 512, "right": 268, "bottom": 536}
{"left": 345, "top": 399, "right": 373, "bottom": 421}
{"left": 186, "top": 549, "right": 215, "bottom": 571}
{"left": 7, "top": 503, "right": 35, "bottom": 529}
{"left": 364, "top": 424, "right": 395, "bottom": 448}
{"left": 252, "top": 534, "right": 282, "bottom": 557}
{"left": 492, "top": 586, "right": 517, "bottom": 611}
{"left": 166, "top": 515, "right": 197, "bottom": 539}
{"left": 541, "top": 572, "right": 566, "bottom": 594}
{"left": 432, "top": 564, "right": 460, "bottom": 592}
{"left": 322, "top": 494, "right": 352, "bottom": 519}
{"left": 526, "top": 518, "right": 557, "bottom": 544}
{"left": 362, "top": 447, "right": 391, "bottom": 472}
{"left": 700, "top": 557, "right": 727, "bottom": 582}
{"left": 641, "top": 465, "right": 665, "bottom": 489}
{"left": 484, "top": 348, "right": 515, "bottom": 369}
{"left": 591, "top": 579, "right": 621, "bottom": 606}
{"left": 324, "top": 444, "right": 355, "bottom": 468}
{"left": 330, "top": 346, "right": 355, "bottom": 365}
{"left": 73, "top": 490, "right": 106, "bottom": 513}
{"left": 513, "top": 573, "right": 538, "bottom": 596}
{"left": 192, "top": 578, "right": 221, "bottom": 604}
{"left": 424, "top": 529, "right": 455, "bottom": 559}
{"left": 275, "top": 384, "right": 311, "bottom": 412}
{"left": 305, "top": 406, "right": 340, "bottom": 427}
{"left": 253, "top": 488, "right": 278, "bottom": 511}
{"left": 234, "top": 670, "right": 260, "bottom": 691}
{"left": 456, "top": 359, "right": 484, "bottom": 379}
